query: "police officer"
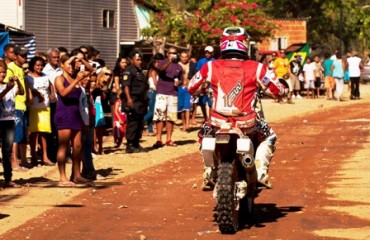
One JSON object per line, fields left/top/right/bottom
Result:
{"left": 122, "top": 51, "right": 149, "bottom": 153}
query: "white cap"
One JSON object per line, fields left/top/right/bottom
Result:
{"left": 205, "top": 46, "right": 214, "bottom": 53}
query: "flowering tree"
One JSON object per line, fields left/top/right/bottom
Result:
{"left": 141, "top": 0, "right": 276, "bottom": 46}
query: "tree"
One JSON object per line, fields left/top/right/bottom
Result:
{"left": 142, "top": 0, "right": 369, "bottom": 55}
{"left": 256, "top": 0, "right": 370, "bottom": 54}
{"left": 141, "top": 0, "right": 276, "bottom": 47}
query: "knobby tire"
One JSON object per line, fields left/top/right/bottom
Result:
{"left": 216, "top": 161, "right": 239, "bottom": 234}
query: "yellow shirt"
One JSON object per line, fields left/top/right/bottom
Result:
{"left": 6, "top": 62, "right": 27, "bottom": 111}
{"left": 273, "top": 57, "right": 289, "bottom": 78}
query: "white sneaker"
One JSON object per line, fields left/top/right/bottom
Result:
{"left": 296, "top": 94, "right": 302, "bottom": 99}
{"left": 292, "top": 95, "right": 296, "bottom": 99}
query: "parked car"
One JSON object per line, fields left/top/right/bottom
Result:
{"left": 361, "top": 65, "right": 370, "bottom": 83}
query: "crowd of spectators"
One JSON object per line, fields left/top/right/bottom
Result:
{"left": 266, "top": 49, "right": 366, "bottom": 103}
{"left": 0, "top": 42, "right": 367, "bottom": 188}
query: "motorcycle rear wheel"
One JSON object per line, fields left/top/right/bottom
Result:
{"left": 216, "top": 161, "right": 239, "bottom": 234}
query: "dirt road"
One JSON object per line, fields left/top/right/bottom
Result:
{"left": 1, "top": 87, "right": 370, "bottom": 239}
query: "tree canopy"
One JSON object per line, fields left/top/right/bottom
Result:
{"left": 258, "top": 0, "right": 370, "bottom": 53}
{"left": 141, "top": 0, "right": 276, "bottom": 46}
{"left": 142, "top": 0, "right": 369, "bottom": 54}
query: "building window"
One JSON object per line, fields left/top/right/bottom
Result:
{"left": 278, "top": 37, "right": 288, "bottom": 50}
{"left": 103, "top": 10, "right": 115, "bottom": 28}
{"left": 270, "top": 37, "right": 288, "bottom": 50}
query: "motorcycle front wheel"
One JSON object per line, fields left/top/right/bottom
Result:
{"left": 216, "top": 161, "right": 239, "bottom": 234}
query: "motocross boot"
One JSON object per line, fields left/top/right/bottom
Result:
{"left": 202, "top": 167, "right": 217, "bottom": 191}
{"left": 257, "top": 172, "right": 272, "bottom": 189}
{"left": 255, "top": 141, "right": 275, "bottom": 189}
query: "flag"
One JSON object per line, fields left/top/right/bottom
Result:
{"left": 10, "top": 33, "right": 36, "bottom": 62}
{"left": 286, "top": 43, "right": 311, "bottom": 65}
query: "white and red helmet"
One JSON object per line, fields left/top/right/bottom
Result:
{"left": 220, "top": 27, "right": 250, "bottom": 59}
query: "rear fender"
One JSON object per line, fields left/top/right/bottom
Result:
{"left": 215, "top": 129, "right": 242, "bottom": 164}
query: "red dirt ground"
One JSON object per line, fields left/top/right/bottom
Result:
{"left": 1, "top": 102, "right": 370, "bottom": 240}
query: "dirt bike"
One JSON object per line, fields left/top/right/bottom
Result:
{"left": 201, "top": 122, "right": 265, "bottom": 234}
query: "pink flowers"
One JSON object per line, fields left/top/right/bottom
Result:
{"left": 251, "top": 3, "right": 258, "bottom": 8}
{"left": 231, "top": 15, "right": 239, "bottom": 24}
{"left": 212, "top": 28, "right": 223, "bottom": 35}
{"left": 202, "top": 24, "right": 211, "bottom": 32}
{"left": 194, "top": 11, "right": 201, "bottom": 16}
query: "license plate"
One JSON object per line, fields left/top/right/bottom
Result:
{"left": 216, "top": 135, "right": 230, "bottom": 144}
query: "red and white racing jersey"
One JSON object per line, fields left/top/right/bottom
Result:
{"left": 188, "top": 59, "right": 285, "bottom": 128}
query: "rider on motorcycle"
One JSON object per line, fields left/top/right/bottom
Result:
{"left": 188, "top": 27, "right": 287, "bottom": 190}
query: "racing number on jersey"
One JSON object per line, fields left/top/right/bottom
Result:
{"left": 222, "top": 81, "right": 242, "bottom": 107}
{"left": 222, "top": 95, "right": 232, "bottom": 107}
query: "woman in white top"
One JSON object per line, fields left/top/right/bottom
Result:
{"left": 143, "top": 53, "right": 164, "bottom": 135}
{"left": 331, "top": 52, "right": 347, "bottom": 101}
{"left": 26, "top": 56, "right": 55, "bottom": 166}
{"left": 347, "top": 50, "right": 363, "bottom": 99}
{"left": 303, "top": 57, "right": 316, "bottom": 99}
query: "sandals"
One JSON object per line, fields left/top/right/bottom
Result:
{"left": 3, "top": 181, "right": 22, "bottom": 188}
{"left": 12, "top": 166, "right": 28, "bottom": 172}
{"left": 72, "top": 177, "right": 95, "bottom": 186}
{"left": 152, "top": 141, "right": 164, "bottom": 149}
{"left": 153, "top": 140, "right": 177, "bottom": 148}
{"left": 20, "top": 162, "right": 34, "bottom": 169}
{"left": 72, "top": 178, "right": 95, "bottom": 187}
{"left": 166, "top": 140, "right": 177, "bottom": 147}
{"left": 58, "top": 181, "right": 76, "bottom": 187}
{"left": 43, "top": 161, "right": 56, "bottom": 167}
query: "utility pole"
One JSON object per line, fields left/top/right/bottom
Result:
{"left": 339, "top": 0, "right": 343, "bottom": 54}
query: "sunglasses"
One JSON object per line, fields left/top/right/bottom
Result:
{"left": 104, "top": 72, "right": 112, "bottom": 76}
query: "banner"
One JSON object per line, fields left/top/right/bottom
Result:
{"left": 0, "top": 32, "right": 10, "bottom": 58}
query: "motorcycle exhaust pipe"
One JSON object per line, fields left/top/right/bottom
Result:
{"left": 239, "top": 154, "right": 255, "bottom": 169}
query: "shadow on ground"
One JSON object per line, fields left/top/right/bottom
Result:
{"left": 212, "top": 203, "right": 303, "bottom": 231}
{"left": 0, "top": 167, "right": 123, "bottom": 190}
{"left": 243, "top": 204, "right": 304, "bottom": 230}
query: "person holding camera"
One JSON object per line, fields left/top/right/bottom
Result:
{"left": 0, "top": 59, "right": 24, "bottom": 188}
{"left": 54, "top": 54, "right": 91, "bottom": 186}
{"left": 122, "top": 51, "right": 149, "bottom": 153}
{"left": 152, "top": 47, "right": 183, "bottom": 148}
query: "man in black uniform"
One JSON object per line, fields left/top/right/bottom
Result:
{"left": 122, "top": 51, "right": 149, "bottom": 153}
